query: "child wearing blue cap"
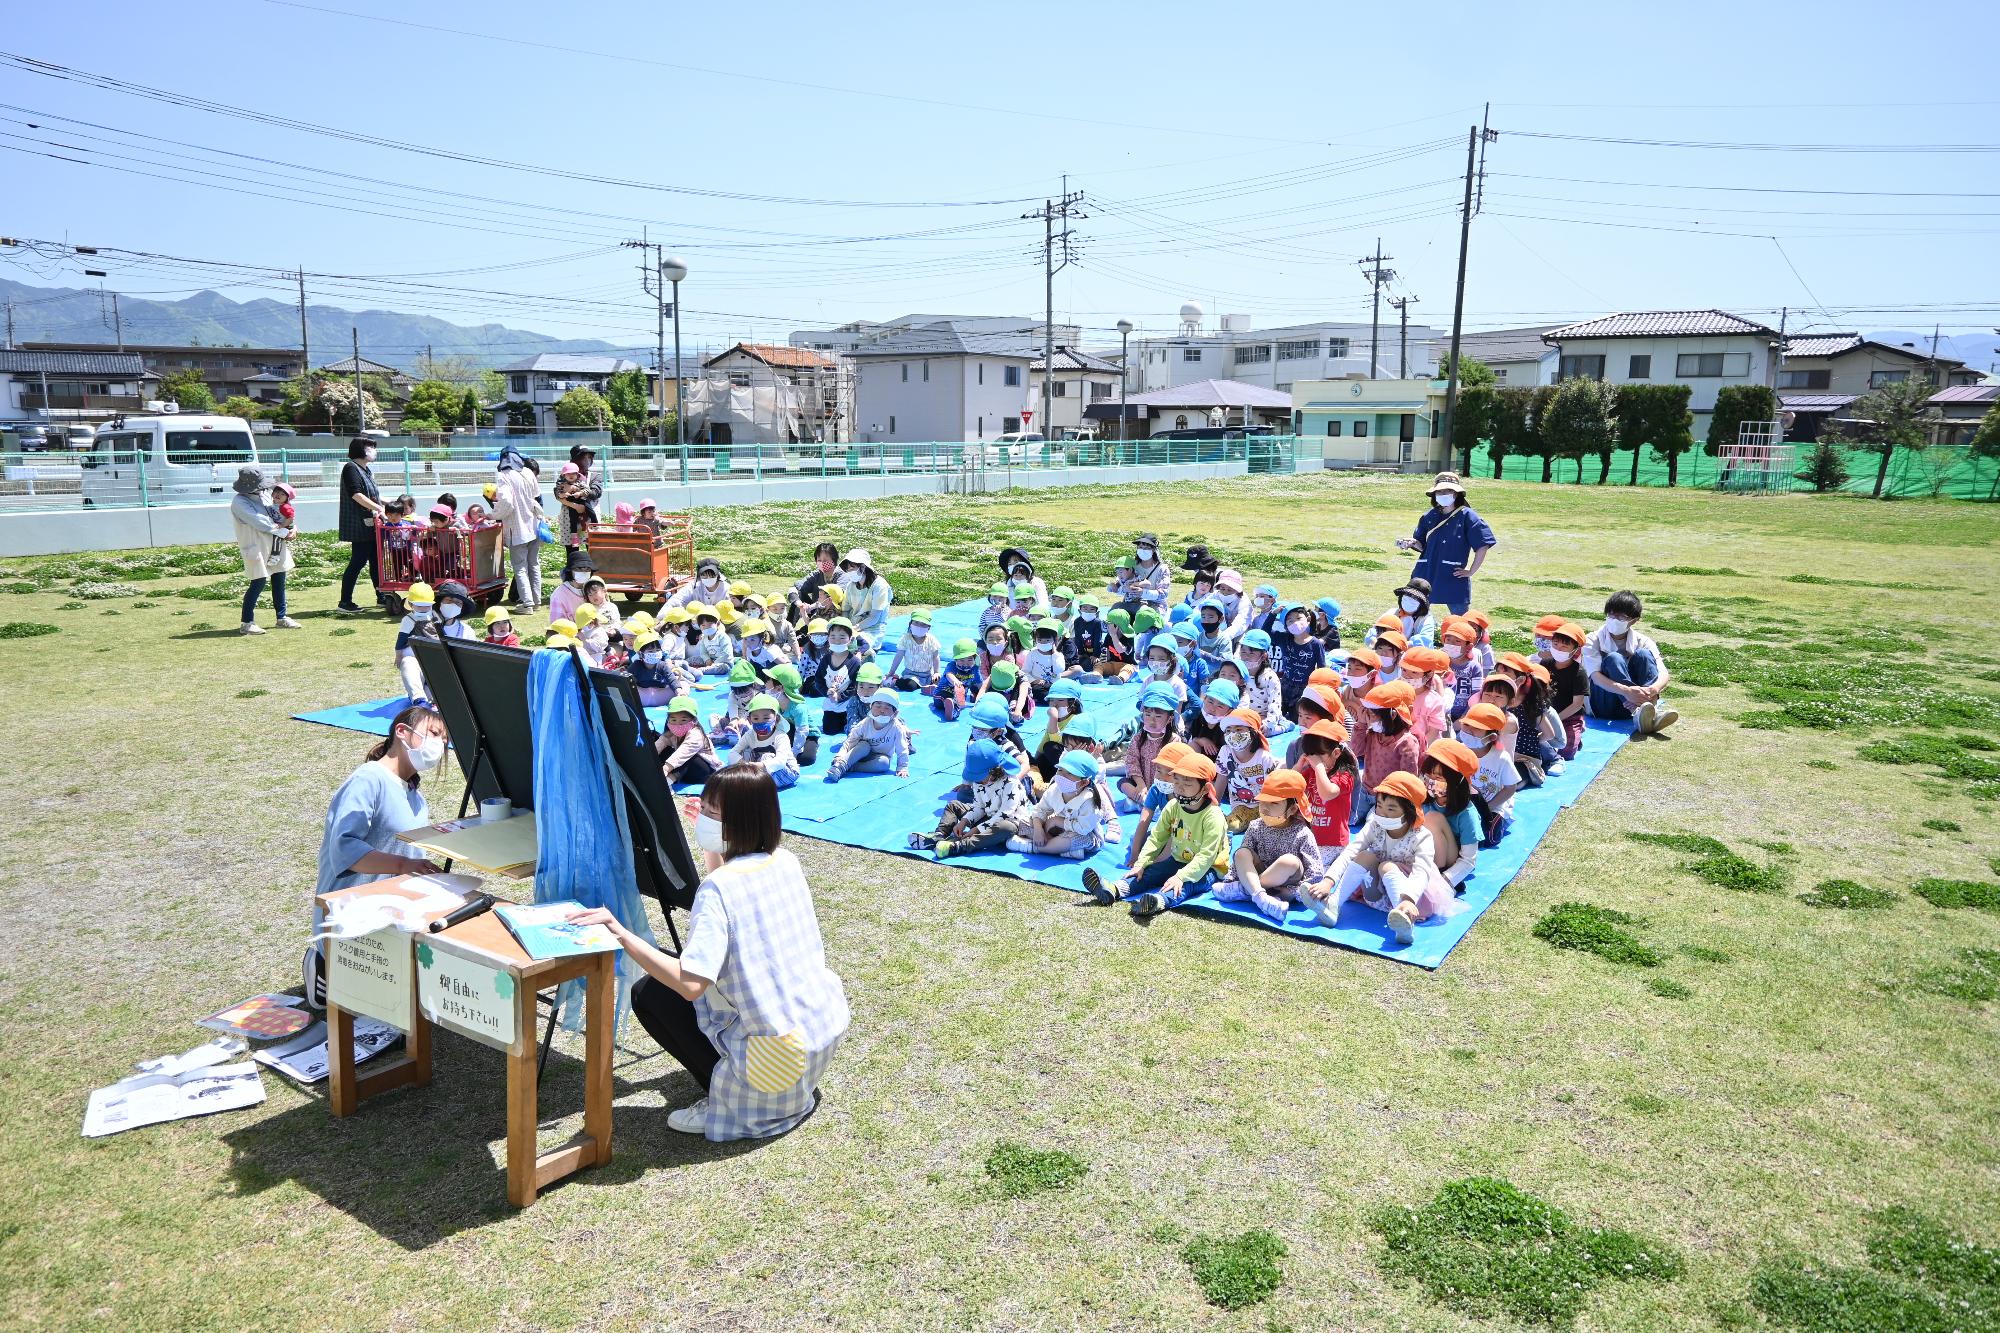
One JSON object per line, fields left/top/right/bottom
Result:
{"left": 1169, "top": 620, "right": 1211, "bottom": 699}
{"left": 1186, "top": 677, "right": 1241, "bottom": 758}
{"left": 1031, "top": 679, "right": 1086, "bottom": 785}
{"left": 1192, "top": 597, "right": 1233, "bottom": 663}
{"left": 1140, "top": 637, "right": 1188, "bottom": 707}
{"left": 1311, "top": 597, "right": 1344, "bottom": 651}
{"left": 1110, "top": 682, "right": 1182, "bottom": 812}
{"left": 964, "top": 692, "right": 1031, "bottom": 783}
{"left": 1060, "top": 715, "right": 1126, "bottom": 849}
{"left": 1235, "top": 629, "right": 1290, "bottom": 737}
{"left": 1009, "top": 749, "right": 1108, "bottom": 859}
{"left": 1245, "top": 584, "right": 1283, "bottom": 639}
{"left": 910, "top": 739, "right": 1030, "bottom": 859}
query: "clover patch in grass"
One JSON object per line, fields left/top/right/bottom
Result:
{"left": 1910, "top": 879, "right": 2000, "bottom": 912}
{"left": 1686, "top": 852, "right": 1789, "bottom": 894}
{"left": 1912, "top": 949, "right": 2000, "bottom": 1004}
{"left": 329, "top": 627, "right": 357, "bottom": 637}
{"left": 1919, "top": 818, "right": 1961, "bottom": 833}
{"left": 1533, "top": 902, "right": 1661, "bottom": 967}
{"left": 0, "top": 621, "right": 60, "bottom": 639}
{"left": 1624, "top": 831, "right": 1730, "bottom": 857}
{"left": 1647, "top": 978, "right": 1693, "bottom": 1000}
{"left": 1623, "top": 1092, "right": 1670, "bottom": 1114}
{"left": 1680, "top": 944, "right": 1731, "bottom": 963}
{"left": 1181, "top": 1228, "right": 1286, "bottom": 1310}
{"left": 1374, "top": 1176, "right": 1682, "bottom": 1328}
{"left": 982, "top": 1141, "right": 1087, "bottom": 1199}
{"left": 1797, "top": 879, "right": 1899, "bottom": 910}
{"left": 236, "top": 688, "right": 268, "bottom": 700}
{"left": 1807, "top": 759, "right": 1838, "bottom": 771}
{"left": 1749, "top": 1206, "right": 2000, "bottom": 1331}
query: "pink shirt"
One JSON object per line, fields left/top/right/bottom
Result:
{"left": 1412, "top": 677, "right": 1454, "bottom": 748}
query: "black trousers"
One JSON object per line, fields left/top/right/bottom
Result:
{"left": 630, "top": 975, "right": 720, "bottom": 1090}
{"left": 339, "top": 538, "right": 378, "bottom": 604}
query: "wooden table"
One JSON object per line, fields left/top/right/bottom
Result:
{"left": 316, "top": 878, "right": 615, "bottom": 1208}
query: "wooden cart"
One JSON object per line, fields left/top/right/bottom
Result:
{"left": 583, "top": 513, "right": 694, "bottom": 605}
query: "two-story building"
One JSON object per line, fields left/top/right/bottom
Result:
{"left": 1292, "top": 377, "right": 1452, "bottom": 472}
{"left": 496, "top": 353, "right": 644, "bottom": 434}
{"left": 690, "top": 343, "right": 846, "bottom": 444}
{"left": 0, "top": 349, "right": 152, "bottom": 426}
{"left": 1130, "top": 307, "right": 1437, "bottom": 394}
{"left": 846, "top": 319, "right": 1041, "bottom": 442}
{"left": 1776, "top": 332, "right": 1975, "bottom": 440}
{"left": 1435, "top": 326, "right": 1558, "bottom": 387}
{"left": 23, "top": 342, "right": 304, "bottom": 407}
{"left": 1542, "top": 310, "right": 1784, "bottom": 439}
{"left": 1030, "top": 347, "right": 1124, "bottom": 437}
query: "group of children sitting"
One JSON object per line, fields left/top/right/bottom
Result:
{"left": 392, "top": 529, "right": 1675, "bottom": 946}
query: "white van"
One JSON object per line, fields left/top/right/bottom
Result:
{"left": 80, "top": 415, "right": 260, "bottom": 507}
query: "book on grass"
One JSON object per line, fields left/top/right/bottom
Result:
{"left": 83, "top": 1061, "right": 265, "bottom": 1138}
{"left": 252, "top": 1018, "right": 401, "bottom": 1086}
{"left": 197, "top": 993, "right": 312, "bottom": 1042}
{"left": 494, "top": 901, "right": 623, "bottom": 960}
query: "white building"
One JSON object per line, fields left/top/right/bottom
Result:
{"left": 1293, "top": 377, "right": 1452, "bottom": 472}
{"left": 1129, "top": 303, "right": 1437, "bottom": 394}
{"left": 1541, "top": 310, "right": 1784, "bottom": 436}
{"left": 845, "top": 319, "right": 1040, "bottom": 442}
{"left": 790, "top": 313, "right": 1080, "bottom": 357}
{"left": 1030, "top": 347, "right": 1123, "bottom": 436}
{"left": 497, "top": 353, "right": 645, "bottom": 433}
{"left": 0, "top": 349, "right": 151, "bottom": 425}
{"left": 1436, "top": 325, "right": 1559, "bottom": 387}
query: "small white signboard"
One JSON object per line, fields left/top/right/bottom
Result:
{"left": 326, "top": 927, "right": 413, "bottom": 1031}
{"left": 416, "top": 938, "right": 519, "bottom": 1053}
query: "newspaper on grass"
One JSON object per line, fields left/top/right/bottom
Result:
{"left": 84, "top": 1057, "right": 265, "bottom": 1138}
{"left": 252, "top": 1017, "right": 402, "bottom": 1086}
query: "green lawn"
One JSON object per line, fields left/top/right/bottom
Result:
{"left": 2, "top": 472, "right": 1998, "bottom": 1330}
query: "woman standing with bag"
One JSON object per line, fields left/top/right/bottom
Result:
{"left": 231, "top": 465, "right": 300, "bottom": 635}
{"left": 492, "top": 448, "right": 548, "bottom": 613}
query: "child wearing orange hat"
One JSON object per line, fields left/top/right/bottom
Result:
{"left": 1420, "top": 738, "right": 1484, "bottom": 888}
{"left": 1352, "top": 680, "right": 1424, "bottom": 827}
{"left": 1403, "top": 645, "right": 1455, "bottom": 747}
{"left": 1295, "top": 718, "right": 1357, "bottom": 851}
{"left": 1216, "top": 707, "right": 1280, "bottom": 832}
{"left": 1284, "top": 683, "right": 1347, "bottom": 766}
{"left": 1439, "top": 617, "right": 1486, "bottom": 721}
{"left": 1308, "top": 771, "right": 1449, "bottom": 945}
{"left": 1547, "top": 621, "right": 1590, "bottom": 760}
{"left": 1531, "top": 613, "right": 1568, "bottom": 665}
{"left": 1085, "top": 749, "right": 1230, "bottom": 917}
{"left": 1213, "top": 769, "right": 1324, "bottom": 922}
{"left": 1492, "top": 653, "right": 1561, "bottom": 781}
{"left": 1461, "top": 608, "right": 1497, "bottom": 675}
{"left": 1122, "top": 739, "right": 1193, "bottom": 869}
{"left": 1372, "top": 629, "right": 1409, "bottom": 685}
{"left": 1455, "top": 702, "right": 1521, "bottom": 846}
{"left": 1338, "top": 647, "right": 1381, "bottom": 725}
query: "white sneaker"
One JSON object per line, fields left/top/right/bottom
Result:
{"left": 1387, "top": 906, "right": 1416, "bottom": 945}
{"left": 274, "top": 616, "right": 304, "bottom": 629}
{"left": 239, "top": 621, "right": 265, "bottom": 635}
{"left": 1635, "top": 700, "right": 1657, "bottom": 734}
{"left": 1651, "top": 707, "right": 1680, "bottom": 733}
{"left": 667, "top": 1098, "right": 709, "bottom": 1135}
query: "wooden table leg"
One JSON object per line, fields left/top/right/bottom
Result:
{"left": 584, "top": 954, "right": 614, "bottom": 1166}
{"left": 327, "top": 1003, "right": 358, "bottom": 1118}
{"left": 506, "top": 976, "right": 540, "bottom": 1208}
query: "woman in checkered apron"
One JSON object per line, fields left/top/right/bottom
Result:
{"left": 567, "top": 763, "right": 848, "bottom": 1140}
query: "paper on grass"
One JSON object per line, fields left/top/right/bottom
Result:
{"left": 252, "top": 1018, "right": 401, "bottom": 1085}
{"left": 83, "top": 1061, "right": 265, "bottom": 1138}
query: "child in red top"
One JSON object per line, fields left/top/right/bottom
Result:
{"left": 482, "top": 605, "right": 521, "bottom": 648}
{"left": 271, "top": 481, "right": 297, "bottom": 527}
{"left": 1296, "top": 718, "right": 1356, "bottom": 851}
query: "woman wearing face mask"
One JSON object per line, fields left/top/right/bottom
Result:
{"left": 835, "top": 547, "right": 893, "bottom": 635}
{"left": 303, "top": 704, "right": 448, "bottom": 1008}
{"left": 668, "top": 557, "right": 731, "bottom": 613}
{"left": 230, "top": 465, "right": 301, "bottom": 636}
{"left": 1113, "top": 532, "right": 1171, "bottom": 616}
{"left": 337, "top": 437, "right": 388, "bottom": 615}
{"left": 490, "top": 446, "right": 547, "bottom": 615}
{"left": 1394, "top": 472, "right": 1496, "bottom": 616}
{"left": 571, "top": 761, "right": 849, "bottom": 1139}
{"left": 786, "top": 542, "right": 841, "bottom": 628}
{"left": 548, "top": 551, "right": 597, "bottom": 625}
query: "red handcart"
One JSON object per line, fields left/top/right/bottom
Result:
{"left": 375, "top": 522, "right": 510, "bottom": 615}
{"left": 583, "top": 513, "right": 695, "bottom": 605}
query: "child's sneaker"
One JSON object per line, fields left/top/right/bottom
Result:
{"left": 1081, "top": 867, "right": 1115, "bottom": 905}
{"left": 907, "top": 832, "right": 937, "bottom": 850}
{"left": 1005, "top": 836, "right": 1032, "bottom": 854}
{"left": 933, "top": 840, "right": 955, "bottom": 859}
{"left": 1545, "top": 758, "right": 1567, "bottom": 776}
{"left": 1130, "top": 891, "right": 1168, "bottom": 918}
{"left": 1386, "top": 905, "right": 1416, "bottom": 945}
{"left": 1305, "top": 889, "right": 1340, "bottom": 928}
{"left": 1251, "top": 890, "right": 1290, "bottom": 923}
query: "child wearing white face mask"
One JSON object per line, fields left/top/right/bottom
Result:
{"left": 1308, "top": 772, "right": 1449, "bottom": 945}
{"left": 1065, "top": 593, "right": 1109, "bottom": 679}
{"left": 1440, "top": 618, "right": 1485, "bottom": 720}
{"left": 1454, "top": 702, "right": 1521, "bottom": 847}
{"left": 1371, "top": 579, "right": 1438, "bottom": 648}
{"left": 1140, "top": 643, "right": 1188, "bottom": 708}
{"left": 1008, "top": 749, "right": 1107, "bottom": 859}
{"left": 1584, "top": 590, "right": 1675, "bottom": 735}
{"left": 684, "top": 605, "right": 735, "bottom": 677}
{"left": 1216, "top": 707, "right": 1279, "bottom": 832}
{"left": 628, "top": 632, "right": 678, "bottom": 707}
{"left": 1547, "top": 621, "right": 1589, "bottom": 759}
{"left": 392, "top": 581, "right": 448, "bottom": 704}
{"left": 667, "top": 556, "right": 730, "bottom": 612}
{"left": 1110, "top": 685, "right": 1182, "bottom": 818}
{"left": 886, "top": 609, "right": 941, "bottom": 690}
{"left": 1214, "top": 769, "right": 1323, "bottom": 922}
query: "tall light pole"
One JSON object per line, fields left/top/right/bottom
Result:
{"left": 1115, "top": 319, "right": 1133, "bottom": 443}
{"left": 661, "top": 255, "right": 688, "bottom": 451}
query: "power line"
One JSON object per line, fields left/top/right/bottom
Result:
{"left": 1492, "top": 171, "right": 2000, "bottom": 200}
{"left": 1506, "top": 129, "right": 2000, "bottom": 153}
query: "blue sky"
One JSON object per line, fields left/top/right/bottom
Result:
{"left": 2, "top": 0, "right": 1996, "bottom": 363}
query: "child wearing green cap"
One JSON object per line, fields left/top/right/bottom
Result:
{"left": 825, "top": 687, "right": 913, "bottom": 782}
{"left": 654, "top": 695, "right": 719, "bottom": 786}
{"left": 765, "top": 662, "right": 819, "bottom": 767}
{"left": 724, "top": 693, "right": 799, "bottom": 788}
{"left": 712, "top": 658, "right": 763, "bottom": 747}
{"left": 932, "top": 637, "right": 982, "bottom": 721}
{"left": 1022, "top": 617, "right": 1067, "bottom": 702}
{"left": 887, "top": 609, "right": 941, "bottom": 691}
{"left": 1093, "top": 606, "right": 1137, "bottom": 681}
{"left": 978, "top": 582, "right": 1010, "bottom": 636}
{"left": 979, "top": 658, "right": 1031, "bottom": 726}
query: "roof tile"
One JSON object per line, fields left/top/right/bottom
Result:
{"left": 1544, "top": 310, "right": 1781, "bottom": 341}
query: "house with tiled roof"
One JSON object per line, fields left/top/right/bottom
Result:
{"left": 1030, "top": 347, "right": 1124, "bottom": 437}
{"left": 1542, "top": 310, "right": 1785, "bottom": 436}
{"left": 844, "top": 318, "right": 1045, "bottom": 443}
{"left": 0, "top": 348, "right": 151, "bottom": 425}
{"left": 1772, "top": 333, "right": 1974, "bottom": 440}
{"left": 692, "top": 343, "right": 847, "bottom": 445}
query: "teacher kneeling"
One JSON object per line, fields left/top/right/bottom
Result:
{"left": 569, "top": 763, "right": 848, "bottom": 1141}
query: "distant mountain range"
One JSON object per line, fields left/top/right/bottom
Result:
{"left": 1869, "top": 330, "right": 1999, "bottom": 378}
{"left": 0, "top": 278, "right": 622, "bottom": 372}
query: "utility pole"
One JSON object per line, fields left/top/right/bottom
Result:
{"left": 1389, "top": 294, "right": 1418, "bottom": 378}
{"left": 1024, "top": 187, "right": 1085, "bottom": 436}
{"left": 624, "top": 233, "right": 669, "bottom": 447}
{"left": 1441, "top": 119, "right": 1497, "bottom": 472}
{"left": 4, "top": 299, "right": 13, "bottom": 351}
{"left": 296, "top": 267, "right": 309, "bottom": 378}
{"left": 111, "top": 293, "right": 122, "bottom": 351}
{"left": 1357, "top": 240, "right": 1396, "bottom": 379}
{"left": 351, "top": 327, "right": 364, "bottom": 435}
{"left": 1770, "top": 306, "right": 1788, "bottom": 390}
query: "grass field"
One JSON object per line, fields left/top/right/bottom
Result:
{"left": 2, "top": 472, "right": 1998, "bottom": 1331}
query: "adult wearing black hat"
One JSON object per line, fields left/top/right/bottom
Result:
{"left": 997, "top": 546, "right": 1049, "bottom": 607}
{"left": 1395, "top": 471, "right": 1496, "bottom": 615}
{"left": 568, "top": 442, "right": 603, "bottom": 527}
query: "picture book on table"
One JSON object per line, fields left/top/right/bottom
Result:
{"left": 495, "top": 901, "right": 623, "bottom": 960}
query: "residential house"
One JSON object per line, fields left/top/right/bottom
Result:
{"left": 1084, "top": 379, "right": 1292, "bottom": 438}
{"left": 1130, "top": 309, "right": 1436, "bottom": 394}
{"left": 495, "top": 353, "right": 642, "bottom": 433}
{"left": 1777, "top": 332, "right": 1975, "bottom": 440}
{"left": 690, "top": 343, "right": 847, "bottom": 444}
{"left": 1436, "top": 325, "right": 1558, "bottom": 386}
{"left": 1542, "top": 310, "right": 1784, "bottom": 439}
{"left": 789, "top": 313, "right": 1080, "bottom": 358}
{"left": 0, "top": 349, "right": 151, "bottom": 425}
{"left": 1929, "top": 385, "right": 1999, "bottom": 446}
{"left": 845, "top": 319, "right": 1041, "bottom": 442}
{"left": 1030, "top": 347, "right": 1123, "bottom": 437}
{"left": 22, "top": 342, "right": 304, "bottom": 407}
{"left": 1292, "top": 377, "right": 1451, "bottom": 472}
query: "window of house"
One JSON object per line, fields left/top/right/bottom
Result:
{"left": 1869, "top": 369, "right": 1910, "bottom": 388}
{"left": 1677, "top": 352, "right": 1751, "bottom": 377}
{"left": 510, "top": 374, "right": 527, "bottom": 395}
{"left": 1275, "top": 382, "right": 1292, "bottom": 393}
{"left": 1182, "top": 348, "right": 1202, "bottom": 362}
{"left": 1175, "top": 414, "right": 1190, "bottom": 429}
{"left": 1354, "top": 419, "right": 1370, "bottom": 437}
{"left": 1327, "top": 338, "right": 1350, "bottom": 358}
{"left": 900, "top": 364, "right": 908, "bottom": 382}
{"left": 889, "top": 415, "right": 897, "bottom": 434}
{"left": 1325, "top": 420, "right": 1343, "bottom": 437}
{"left": 1234, "top": 344, "right": 1272, "bottom": 365}
{"left": 1004, "top": 416, "right": 1020, "bottom": 433}
{"left": 922, "top": 361, "right": 929, "bottom": 382}
{"left": 1090, "top": 382, "right": 1110, "bottom": 399}
{"left": 1778, "top": 369, "right": 1831, "bottom": 390}
{"left": 977, "top": 363, "right": 984, "bottom": 385}
{"left": 728, "top": 371, "right": 751, "bottom": 387}
{"left": 1277, "top": 339, "right": 1319, "bottom": 360}
{"left": 1628, "top": 354, "right": 1651, "bottom": 379}
{"left": 1430, "top": 409, "right": 1441, "bottom": 437}
{"left": 1559, "top": 354, "right": 1606, "bottom": 381}
{"left": 1003, "top": 365, "right": 1021, "bottom": 387}
{"left": 1493, "top": 368, "right": 1508, "bottom": 382}
{"left": 1052, "top": 381, "right": 1067, "bottom": 397}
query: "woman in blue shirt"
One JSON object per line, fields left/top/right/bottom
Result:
{"left": 1396, "top": 472, "right": 1496, "bottom": 615}
{"left": 303, "top": 704, "right": 446, "bottom": 1007}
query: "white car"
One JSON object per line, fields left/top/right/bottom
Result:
{"left": 80, "top": 414, "right": 259, "bottom": 507}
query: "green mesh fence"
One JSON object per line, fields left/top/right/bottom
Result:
{"left": 1461, "top": 441, "right": 2000, "bottom": 500}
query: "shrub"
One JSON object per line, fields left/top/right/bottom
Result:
{"left": 1795, "top": 439, "right": 1850, "bottom": 493}
{"left": 1920, "top": 818, "right": 1961, "bottom": 833}
{"left": 1533, "top": 902, "right": 1661, "bottom": 967}
{"left": 1181, "top": 1229, "right": 1286, "bottom": 1310}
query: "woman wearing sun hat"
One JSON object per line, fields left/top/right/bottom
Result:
{"left": 835, "top": 547, "right": 892, "bottom": 635}
{"left": 1396, "top": 471, "right": 1496, "bottom": 615}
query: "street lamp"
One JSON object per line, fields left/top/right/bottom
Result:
{"left": 660, "top": 255, "right": 689, "bottom": 451}
{"left": 1115, "top": 319, "right": 1133, "bottom": 443}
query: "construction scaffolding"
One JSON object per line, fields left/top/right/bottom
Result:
{"left": 682, "top": 347, "right": 852, "bottom": 446}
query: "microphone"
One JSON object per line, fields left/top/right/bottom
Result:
{"left": 429, "top": 892, "right": 497, "bottom": 934}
